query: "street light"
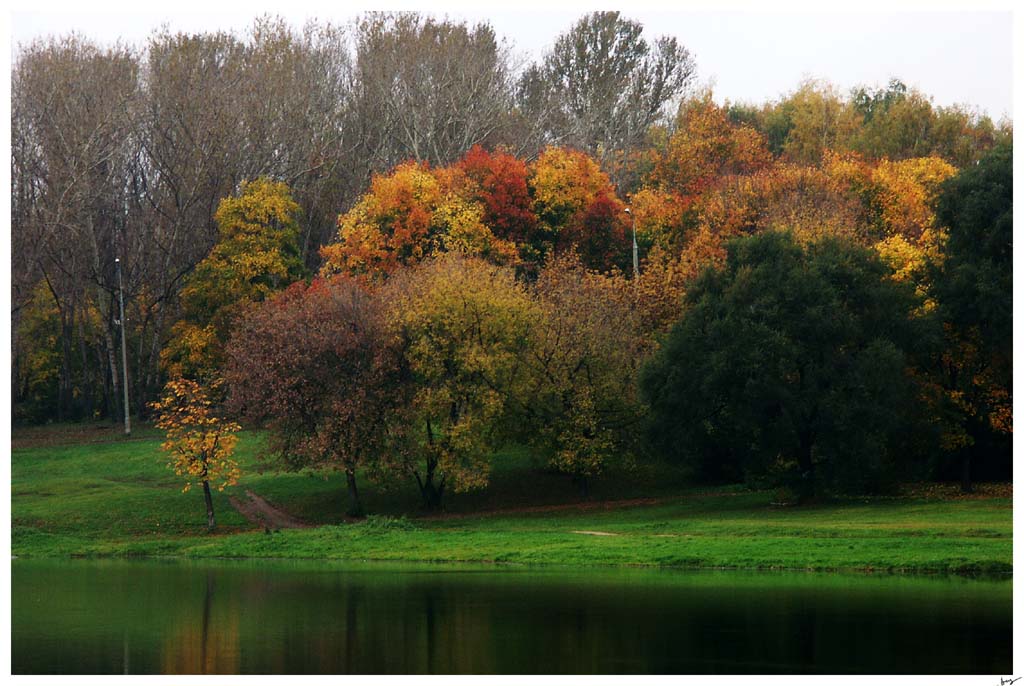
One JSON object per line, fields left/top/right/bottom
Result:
{"left": 624, "top": 207, "right": 638, "bottom": 277}
{"left": 115, "top": 257, "right": 131, "bottom": 436}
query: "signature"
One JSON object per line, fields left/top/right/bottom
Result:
{"left": 1000, "top": 678, "right": 1022, "bottom": 685}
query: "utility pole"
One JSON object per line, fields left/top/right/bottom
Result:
{"left": 624, "top": 207, "right": 639, "bottom": 277}
{"left": 115, "top": 257, "right": 131, "bottom": 435}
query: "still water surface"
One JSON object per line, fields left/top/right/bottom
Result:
{"left": 11, "top": 558, "right": 1011, "bottom": 674}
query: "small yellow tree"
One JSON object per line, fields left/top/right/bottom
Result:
{"left": 151, "top": 378, "right": 241, "bottom": 530}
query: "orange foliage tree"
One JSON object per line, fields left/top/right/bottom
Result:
{"left": 320, "top": 161, "right": 518, "bottom": 280}
{"left": 649, "top": 92, "right": 771, "bottom": 199}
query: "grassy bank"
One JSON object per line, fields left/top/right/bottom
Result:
{"left": 11, "top": 424, "right": 1012, "bottom": 575}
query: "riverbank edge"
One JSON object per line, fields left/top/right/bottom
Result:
{"left": 11, "top": 545, "right": 1013, "bottom": 579}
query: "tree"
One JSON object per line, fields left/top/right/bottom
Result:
{"left": 151, "top": 378, "right": 241, "bottom": 530}
{"left": 649, "top": 92, "right": 771, "bottom": 198}
{"left": 382, "top": 254, "right": 538, "bottom": 509}
{"left": 851, "top": 78, "right": 1002, "bottom": 166}
{"left": 693, "top": 161, "right": 868, "bottom": 247}
{"left": 626, "top": 187, "right": 692, "bottom": 253}
{"left": 641, "top": 231, "right": 933, "bottom": 499}
{"left": 518, "top": 255, "right": 650, "bottom": 492}
{"left": 932, "top": 143, "right": 1013, "bottom": 490}
{"left": 456, "top": 145, "right": 542, "bottom": 268}
{"left": 867, "top": 156, "right": 957, "bottom": 241}
{"left": 530, "top": 146, "right": 631, "bottom": 270}
{"left": 351, "top": 13, "right": 515, "bottom": 169}
{"left": 522, "top": 11, "right": 696, "bottom": 175}
{"left": 319, "top": 161, "right": 518, "bottom": 280}
{"left": 779, "top": 79, "right": 861, "bottom": 165}
{"left": 11, "top": 36, "right": 142, "bottom": 422}
{"left": 225, "top": 277, "right": 400, "bottom": 516}
{"left": 162, "top": 178, "right": 306, "bottom": 380}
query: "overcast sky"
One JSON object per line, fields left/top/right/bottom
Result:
{"left": 10, "top": 5, "right": 1015, "bottom": 120}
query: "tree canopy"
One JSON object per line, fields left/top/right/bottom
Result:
{"left": 641, "top": 231, "right": 937, "bottom": 498}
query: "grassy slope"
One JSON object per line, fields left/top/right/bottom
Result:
{"left": 11, "top": 425, "right": 1012, "bottom": 574}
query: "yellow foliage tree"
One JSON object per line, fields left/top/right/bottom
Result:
{"left": 162, "top": 178, "right": 306, "bottom": 380}
{"left": 521, "top": 254, "right": 651, "bottom": 490}
{"left": 530, "top": 146, "right": 614, "bottom": 237}
{"left": 151, "top": 377, "right": 241, "bottom": 530}
{"left": 780, "top": 78, "right": 862, "bottom": 165}
{"left": 383, "top": 254, "right": 539, "bottom": 509}
{"left": 868, "top": 156, "right": 957, "bottom": 240}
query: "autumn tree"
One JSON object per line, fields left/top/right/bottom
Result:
{"left": 162, "top": 178, "right": 306, "bottom": 380}
{"left": 456, "top": 145, "right": 542, "bottom": 267}
{"left": 625, "top": 187, "right": 692, "bottom": 253}
{"left": 382, "top": 254, "right": 538, "bottom": 509}
{"left": 641, "top": 231, "right": 935, "bottom": 499}
{"left": 226, "top": 277, "right": 400, "bottom": 516}
{"left": 151, "top": 378, "right": 241, "bottom": 530}
{"left": 649, "top": 92, "right": 772, "bottom": 198}
{"left": 778, "top": 79, "right": 861, "bottom": 165}
{"left": 530, "top": 146, "right": 631, "bottom": 271}
{"left": 517, "top": 255, "right": 650, "bottom": 492}
{"left": 320, "top": 162, "right": 519, "bottom": 281}
{"left": 851, "top": 78, "right": 1003, "bottom": 166}
{"left": 688, "top": 161, "right": 869, "bottom": 257}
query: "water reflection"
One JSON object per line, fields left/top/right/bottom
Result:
{"left": 11, "top": 559, "right": 1012, "bottom": 674}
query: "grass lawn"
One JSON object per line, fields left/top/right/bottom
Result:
{"left": 11, "top": 423, "right": 1012, "bottom": 575}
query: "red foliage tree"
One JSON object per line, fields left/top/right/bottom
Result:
{"left": 457, "top": 145, "right": 539, "bottom": 247}
{"left": 225, "top": 276, "right": 403, "bottom": 516}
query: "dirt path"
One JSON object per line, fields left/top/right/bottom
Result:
{"left": 228, "top": 490, "right": 310, "bottom": 530}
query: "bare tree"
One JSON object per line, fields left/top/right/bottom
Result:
{"left": 350, "top": 13, "right": 516, "bottom": 170}
{"left": 11, "top": 36, "right": 141, "bottom": 420}
{"left": 518, "top": 12, "right": 696, "bottom": 175}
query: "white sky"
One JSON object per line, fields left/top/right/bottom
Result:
{"left": 8, "top": 3, "right": 1017, "bottom": 120}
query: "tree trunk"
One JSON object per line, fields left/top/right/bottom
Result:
{"left": 77, "top": 311, "right": 94, "bottom": 419}
{"left": 345, "top": 468, "right": 364, "bottom": 517}
{"left": 202, "top": 479, "right": 216, "bottom": 531}
{"left": 796, "top": 431, "right": 816, "bottom": 504}
{"left": 960, "top": 451, "right": 974, "bottom": 494}
{"left": 573, "top": 474, "right": 590, "bottom": 498}
{"left": 420, "top": 478, "right": 445, "bottom": 511}
{"left": 418, "top": 420, "right": 446, "bottom": 510}
{"left": 104, "top": 299, "right": 121, "bottom": 425}
{"left": 416, "top": 459, "right": 445, "bottom": 511}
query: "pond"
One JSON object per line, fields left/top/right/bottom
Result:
{"left": 11, "top": 558, "right": 1011, "bottom": 674}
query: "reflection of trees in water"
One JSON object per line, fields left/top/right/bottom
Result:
{"left": 13, "top": 562, "right": 1010, "bottom": 674}
{"left": 160, "top": 571, "right": 240, "bottom": 674}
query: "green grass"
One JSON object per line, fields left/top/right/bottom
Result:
{"left": 11, "top": 423, "right": 1012, "bottom": 575}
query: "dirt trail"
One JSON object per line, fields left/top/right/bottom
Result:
{"left": 228, "top": 490, "right": 310, "bottom": 530}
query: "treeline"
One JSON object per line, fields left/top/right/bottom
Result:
{"left": 11, "top": 11, "right": 697, "bottom": 422}
{"left": 11, "top": 12, "right": 1011, "bottom": 497}
{"left": 159, "top": 137, "right": 1007, "bottom": 511}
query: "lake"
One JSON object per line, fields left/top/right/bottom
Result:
{"left": 11, "top": 558, "right": 1011, "bottom": 674}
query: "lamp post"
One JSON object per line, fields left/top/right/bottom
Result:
{"left": 115, "top": 257, "right": 131, "bottom": 436}
{"left": 624, "top": 207, "right": 638, "bottom": 277}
